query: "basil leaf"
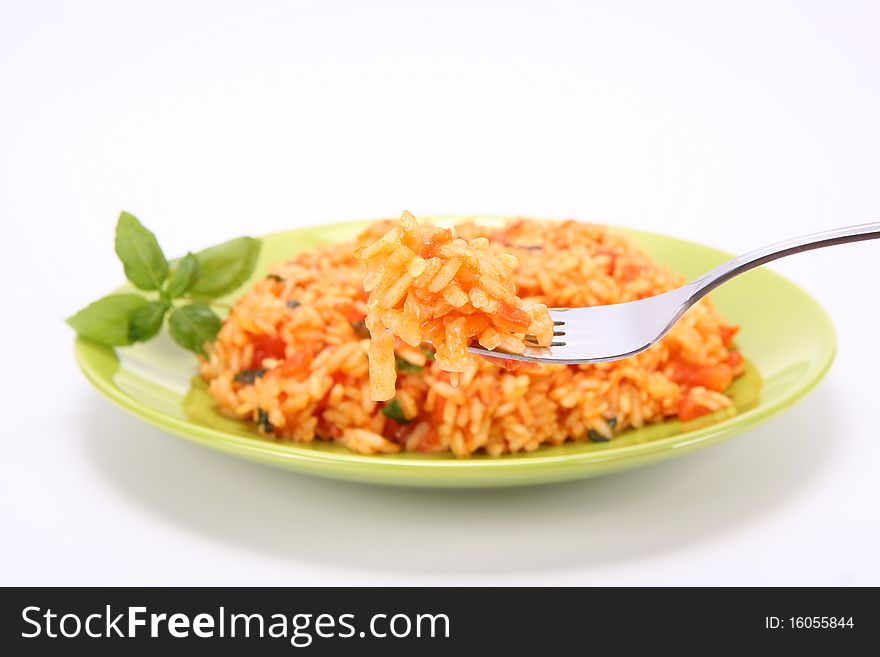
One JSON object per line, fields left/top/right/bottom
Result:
{"left": 66, "top": 294, "right": 148, "bottom": 346}
{"left": 128, "top": 300, "right": 170, "bottom": 343}
{"left": 381, "top": 399, "right": 410, "bottom": 423}
{"left": 165, "top": 252, "right": 200, "bottom": 299}
{"left": 168, "top": 303, "right": 222, "bottom": 355}
{"left": 234, "top": 368, "right": 266, "bottom": 384}
{"left": 114, "top": 211, "right": 169, "bottom": 290}
{"left": 189, "top": 237, "right": 261, "bottom": 298}
{"left": 395, "top": 354, "right": 423, "bottom": 373}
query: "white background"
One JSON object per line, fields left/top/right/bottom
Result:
{"left": 1, "top": 0, "right": 879, "bottom": 585}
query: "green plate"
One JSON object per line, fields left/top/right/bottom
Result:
{"left": 72, "top": 217, "right": 836, "bottom": 488}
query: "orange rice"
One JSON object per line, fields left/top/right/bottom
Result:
{"left": 200, "top": 215, "right": 745, "bottom": 456}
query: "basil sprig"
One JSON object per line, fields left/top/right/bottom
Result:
{"left": 67, "top": 211, "right": 261, "bottom": 355}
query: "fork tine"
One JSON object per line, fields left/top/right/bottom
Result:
{"left": 468, "top": 287, "right": 693, "bottom": 364}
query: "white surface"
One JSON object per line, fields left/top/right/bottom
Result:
{"left": 1, "top": 0, "right": 878, "bottom": 586}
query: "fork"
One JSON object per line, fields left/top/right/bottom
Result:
{"left": 467, "top": 222, "right": 880, "bottom": 365}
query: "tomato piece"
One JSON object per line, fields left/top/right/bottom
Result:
{"left": 316, "top": 418, "right": 342, "bottom": 439}
{"left": 726, "top": 351, "right": 744, "bottom": 369}
{"left": 250, "top": 334, "right": 287, "bottom": 368}
{"left": 494, "top": 300, "right": 532, "bottom": 333}
{"left": 667, "top": 360, "right": 733, "bottom": 392}
{"left": 700, "top": 364, "right": 733, "bottom": 392}
{"left": 382, "top": 418, "right": 418, "bottom": 445}
{"left": 381, "top": 417, "right": 400, "bottom": 439}
{"left": 719, "top": 325, "right": 740, "bottom": 347}
{"left": 284, "top": 349, "right": 314, "bottom": 371}
{"left": 679, "top": 395, "right": 712, "bottom": 421}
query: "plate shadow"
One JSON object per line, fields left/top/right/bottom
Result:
{"left": 80, "top": 386, "right": 837, "bottom": 577}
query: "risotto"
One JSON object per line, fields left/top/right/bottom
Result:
{"left": 200, "top": 214, "right": 745, "bottom": 456}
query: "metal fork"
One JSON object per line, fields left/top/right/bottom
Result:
{"left": 468, "top": 222, "right": 880, "bottom": 365}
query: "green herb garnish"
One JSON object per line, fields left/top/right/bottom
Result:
{"left": 382, "top": 399, "right": 410, "bottom": 423}
{"left": 114, "top": 211, "right": 169, "bottom": 290}
{"left": 257, "top": 408, "right": 274, "bottom": 433}
{"left": 287, "top": 300, "right": 301, "bottom": 309}
{"left": 187, "top": 236, "right": 261, "bottom": 298}
{"left": 420, "top": 345, "right": 436, "bottom": 362}
{"left": 587, "top": 418, "right": 617, "bottom": 442}
{"left": 233, "top": 368, "right": 267, "bottom": 384}
{"left": 587, "top": 429, "right": 611, "bottom": 443}
{"left": 395, "top": 354, "right": 424, "bottom": 373}
{"left": 266, "top": 274, "right": 284, "bottom": 282}
{"left": 168, "top": 303, "right": 222, "bottom": 356}
{"left": 66, "top": 211, "right": 261, "bottom": 355}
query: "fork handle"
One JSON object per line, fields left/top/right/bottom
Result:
{"left": 687, "top": 221, "right": 880, "bottom": 301}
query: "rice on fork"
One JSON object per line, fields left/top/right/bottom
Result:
{"left": 356, "top": 211, "right": 555, "bottom": 401}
